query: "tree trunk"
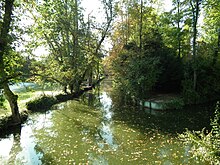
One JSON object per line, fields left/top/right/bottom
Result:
{"left": 139, "top": 0, "right": 143, "bottom": 50}
{"left": 191, "top": 0, "right": 200, "bottom": 90}
{"left": 213, "top": 28, "right": 220, "bottom": 65}
{"left": 0, "top": 0, "right": 21, "bottom": 124}
{"left": 177, "top": 0, "right": 181, "bottom": 58}
{"left": 73, "top": 0, "right": 79, "bottom": 60}
{"left": 87, "top": 13, "right": 93, "bottom": 86}
{"left": 89, "top": 69, "right": 93, "bottom": 86}
{"left": 3, "top": 84, "right": 21, "bottom": 124}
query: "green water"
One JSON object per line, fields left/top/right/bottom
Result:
{"left": 0, "top": 80, "right": 214, "bottom": 164}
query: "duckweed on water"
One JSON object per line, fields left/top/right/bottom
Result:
{"left": 0, "top": 81, "right": 213, "bottom": 164}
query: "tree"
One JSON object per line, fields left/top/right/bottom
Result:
{"left": 203, "top": 0, "right": 220, "bottom": 65}
{"left": 26, "top": 0, "right": 88, "bottom": 93}
{"left": 26, "top": 0, "right": 114, "bottom": 93}
{"left": 190, "top": 0, "right": 202, "bottom": 90}
{"left": 159, "top": 0, "right": 192, "bottom": 58}
{"left": 0, "top": 0, "right": 21, "bottom": 124}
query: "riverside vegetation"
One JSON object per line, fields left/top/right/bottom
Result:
{"left": 0, "top": 0, "right": 220, "bottom": 164}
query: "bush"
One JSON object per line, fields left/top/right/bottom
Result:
{"left": 26, "top": 95, "right": 58, "bottom": 111}
{"left": 182, "top": 79, "right": 200, "bottom": 104}
{"left": 162, "top": 98, "right": 184, "bottom": 110}
{"left": 0, "top": 94, "right": 5, "bottom": 107}
{"left": 182, "top": 58, "right": 220, "bottom": 104}
{"left": 179, "top": 102, "right": 220, "bottom": 164}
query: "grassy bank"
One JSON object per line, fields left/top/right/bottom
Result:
{"left": 0, "top": 78, "right": 104, "bottom": 133}
{"left": 0, "top": 83, "right": 62, "bottom": 134}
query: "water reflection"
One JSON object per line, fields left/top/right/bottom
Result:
{"left": 96, "top": 92, "right": 118, "bottom": 150}
{"left": 16, "top": 125, "right": 43, "bottom": 165}
{"left": 0, "top": 126, "right": 22, "bottom": 165}
{"left": 0, "top": 112, "right": 55, "bottom": 164}
{"left": 0, "top": 80, "right": 213, "bottom": 164}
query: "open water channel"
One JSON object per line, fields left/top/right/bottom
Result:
{"left": 0, "top": 80, "right": 214, "bottom": 164}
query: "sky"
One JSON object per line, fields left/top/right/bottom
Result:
{"left": 80, "top": 0, "right": 173, "bottom": 51}
{"left": 20, "top": 0, "right": 173, "bottom": 56}
{"left": 81, "top": 0, "right": 173, "bottom": 18}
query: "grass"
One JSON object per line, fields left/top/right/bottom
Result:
{"left": 0, "top": 84, "right": 62, "bottom": 118}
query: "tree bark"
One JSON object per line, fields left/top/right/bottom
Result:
{"left": 213, "top": 28, "right": 220, "bottom": 65}
{"left": 74, "top": 0, "right": 79, "bottom": 61}
{"left": 139, "top": 0, "right": 143, "bottom": 50}
{"left": 191, "top": 0, "right": 200, "bottom": 90}
{"left": 177, "top": 0, "right": 181, "bottom": 58}
{"left": 0, "top": 0, "right": 21, "bottom": 124}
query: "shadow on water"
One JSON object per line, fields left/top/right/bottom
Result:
{"left": 77, "top": 80, "right": 214, "bottom": 164}
{"left": 0, "top": 79, "right": 215, "bottom": 164}
{"left": 111, "top": 102, "right": 215, "bottom": 135}
{"left": 0, "top": 121, "right": 44, "bottom": 165}
{"left": 107, "top": 78, "right": 215, "bottom": 135}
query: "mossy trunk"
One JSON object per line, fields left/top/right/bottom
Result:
{"left": 0, "top": 0, "right": 21, "bottom": 125}
{"left": 3, "top": 83, "right": 21, "bottom": 124}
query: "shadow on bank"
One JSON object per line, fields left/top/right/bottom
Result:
{"left": 0, "top": 78, "right": 104, "bottom": 135}
{"left": 26, "top": 78, "right": 104, "bottom": 112}
{"left": 0, "top": 111, "right": 28, "bottom": 136}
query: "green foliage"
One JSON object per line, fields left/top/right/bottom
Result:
{"left": 162, "top": 98, "right": 184, "bottom": 110}
{"left": 179, "top": 102, "right": 220, "bottom": 164}
{"left": 0, "top": 94, "right": 5, "bottom": 108}
{"left": 111, "top": 39, "right": 161, "bottom": 102}
{"left": 182, "top": 57, "right": 220, "bottom": 104}
{"left": 111, "top": 27, "right": 184, "bottom": 103}
{"left": 203, "top": 0, "right": 220, "bottom": 44}
{"left": 24, "top": 0, "right": 114, "bottom": 93}
{"left": 26, "top": 96, "right": 58, "bottom": 111}
{"left": 27, "top": 0, "right": 88, "bottom": 92}
{"left": 155, "top": 48, "right": 183, "bottom": 92}
{"left": 182, "top": 78, "right": 200, "bottom": 104}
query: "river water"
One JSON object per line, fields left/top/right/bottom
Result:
{"left": 0, "top": 80, "right": 214, "bottom": 164}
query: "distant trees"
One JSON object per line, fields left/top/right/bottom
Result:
{"left": 27, "top": 0, "right": 114, "bottom": 94}
{"left": 108, "top": 0, "right": 220, "bottom": 104}
{"left": 109, "top": 1, "right": 183, "bottom": 103}
{"left": 0, "top": 0, "right": 115, "bottom": 126}
{"left": 1, "top": 0, "right": 220, "bottom": 121}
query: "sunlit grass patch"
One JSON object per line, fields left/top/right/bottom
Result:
{"left": 0, "top": 85, "right": 61, "bottom": 117}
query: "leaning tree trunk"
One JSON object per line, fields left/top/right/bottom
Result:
{"left": 2, "top": 79, "right": 21, "bottom": 124}
{"left": 0, "top": 0, "right": 21, "bottom": 124}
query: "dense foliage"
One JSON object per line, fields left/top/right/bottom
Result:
{"left": 107, "top": 0, "right": 220, "bottom": 104}
{"left": 179, "top": 102, "right": 220, "bottom": 164}
{"left": 0, "top": 0, "right": 220, "bottom": 163}
{"left": 0, "top": 94, "right": 4, "bottom": 108}
{"left": 0, "top": 0, "right": 114, "bottom": 122}
{"left": 24, "top": 0, "right": 114, "bottom": 94}
{"left": 111, "top": 29, "right": 183, "bottom": 103}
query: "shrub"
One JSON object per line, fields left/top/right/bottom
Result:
{"left": 179, "top": 102, "right": 220, "bottom": 164}
{"left": 162, "top": 98, "right": 184, "bottom": 110}
{"left": 0, "top": 94, "right": 5, "bottom": 108}
{"left": 26, "top": 95, "right": 57, "bottom": 111}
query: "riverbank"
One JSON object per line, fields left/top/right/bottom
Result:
{"left": 0, "top": 79, "right": 214, "bottom": 164}
{"left": 0, "top": 111, "right": 28, "bottom": 134}
{"left": 0, "top": 78, "right": 104, "bottom": 135}
{"left": 0, "top": 77, "right": 105, "bottom": 135}
{"left": 26, "top": 78, "right": 104, "bottom": 112}
{"left": 140, "top": 92, "right": 220, "bottom": 111}
{"left": 141, "top": 94, "right": 184, "bottom": 110}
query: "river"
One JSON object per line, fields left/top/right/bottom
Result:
{"left": 0, "top": 79, "right": 214, "bottom": 164}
